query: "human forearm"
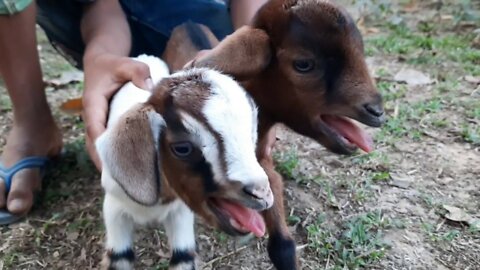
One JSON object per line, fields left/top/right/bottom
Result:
{"left": 81, "top": 0, "right": 131, "bottom": 62}
{"left": 229, "top": 0, "right": 268, "bottom": 29}
{"left": 79, "top": 0, "right": 151, "bottom": 171}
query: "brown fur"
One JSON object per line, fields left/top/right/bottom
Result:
{"left": 104, "top": 103, "right": 161, "bottom": 206}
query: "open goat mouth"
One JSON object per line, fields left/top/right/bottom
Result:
{"left": 207, "top": 198, "right": 266, "bottom": 238}
{"left": 317, "top": 115, "right": 375, "bottom": 154}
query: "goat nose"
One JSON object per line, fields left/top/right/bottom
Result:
{"left": 364, "top": 102, "right": 384, "bottom": 117}
{"left": 243, "top": 184, "right": 268, "bottom": 200}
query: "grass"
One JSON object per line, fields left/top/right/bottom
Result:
{"left": 1, "top": 250, "right": 20, "bottom": 268}
{"left": 62, "top": 138, "right": 96, "bottom": 174}
{"left": 0, "top": 95, "right": 12, "bottom": 112}
{"left": 374, "top": 91, "right": 480, "bottom": 146}
{"left": 421, "top": 222, "right": 462, "bottom": 243}
{"left": 466, "top": 107, "right": 480, "bottom": 120}
{"left": 371, "top": 53, "right": 480, "bottom": 145}
{"left": 306, "top": 211, "right": 391, "bottom": 269}
{"left": 273, "top": 149, "right": 300, "bottom": 180}
{"left": 461, "top": 124, "right": 480, "bottom": 145}
{"left": 371, "top": 171, "right": 391, "bottom": 182}
{"left": 366, "top": 23, "right": 480, "bottom": 76}
{"left": 316, "top": 179, "right": 342, "bottom": 208}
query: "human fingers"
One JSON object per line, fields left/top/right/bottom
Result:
{"left": 115, "top": 58, "right": 152, "bottom": 89}
{"left": 85, "top": 132, "right": 102, "bottom": 171}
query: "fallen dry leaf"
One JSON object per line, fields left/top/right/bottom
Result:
{"left": 60, "top": 98, "right": 83, "bottom": 115}
{"left": 67, "top": 231, "right": 79, "bottom": 241}
{"left": 464, "top": 75, "right": 480, "bottom": 85}
{"left": 442, "top": 205, "right": 480, "bottom": 229}
{"left": 402, "top": 0, "right": 419, "bottom": 12}
{"left": 389, "top": 172, "right": 412, "bottom": 189}
{"left": 394, "top": 69, "right": 433, "bottom": 86}
{"left": 443, "top": 205, "right": 472, "bottom": 222}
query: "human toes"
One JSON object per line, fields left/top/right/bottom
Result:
{"left": 6, "top": 169, "right": 40, "bottom": 215}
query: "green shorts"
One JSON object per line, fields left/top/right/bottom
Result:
{"left": 0, "top": 0, "right": 32, "bottom": 15}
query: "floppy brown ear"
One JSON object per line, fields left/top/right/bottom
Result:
{"left": 96, "top": 103, "right": 165, "bottom": 206}
{"left": 192, "top": 26, "right": 272, "bottom": 80}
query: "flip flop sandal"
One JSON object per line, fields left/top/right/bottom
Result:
{"left": 0, "top": 156, "right": 50, "bottom": 225}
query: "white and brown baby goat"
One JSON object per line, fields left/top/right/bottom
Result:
{"left": 95, "top": 55, "right": 273, "bottom": 270}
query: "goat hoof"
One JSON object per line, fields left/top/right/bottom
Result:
{"left": 268, "top": 234, "right": 298, "bottom": 270}
{"left": 169, "top": 250, "right": 197, "bottom": 270}
{"left": 101, "top": 249, "right": 135, "bottom": 270}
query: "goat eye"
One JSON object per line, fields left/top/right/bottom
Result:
{"left": 293, "top": 59, "right": 315, "bottom": 73}
{"left": 170, "top": 142, "right": 193, "bottom": 158}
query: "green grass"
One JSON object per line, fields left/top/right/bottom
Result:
{"left": 461, "top": 124, "right": 480, "bottom": 145}
{"left": 62, "top": 138, "right": 96, "bottom": 174}
{"left": 213, "top": 231, "right": 229, "bottom": 244}
{"left": 0, "top": 95, "right": 12, "bottom": 112}
{"left": 371, "top": 171, "right": 391, "bottom": 182}
{"left": 306, "top": 211, "right": 391, "bottom": 269}
{"left": 421, "top": 222, "right": 462, "bottom": 242}
{"left": 287, "top": 214, "right": 302, "bottom": 226}
{"left": 466, "top": 107, "right": 480, "bottom": 120}
{"left": 366, "top": 23, "right": 480, "bottom": 75}
{"left": 1, "top": 250, "right": 20, "bottom": 268}
{"left": 273, "top": 149, "right": 300, "bottom": 180}
{"left": 153, "top": 261, "right": 170, "bottom": 270}
{"left": 316, "top": 179, "right": 342, "bottom": 208}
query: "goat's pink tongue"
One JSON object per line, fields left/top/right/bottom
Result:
{"left": 215, "top": 199, "right": 265, "bottom": 237}
{"left": 322, "top": 115, "right": 374, "bottom": 152}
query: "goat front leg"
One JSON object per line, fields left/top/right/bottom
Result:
{"left": 261, "top": 158, "right": 299, "bottom": 270}
{"left": 163, "top": 202, "right": 197, "bottom": 270}
{"left": 101, "top": 194, "right": 136, "bottom": 270}
{"left": 256, "top": 122, "right": 298, "bottom": 269}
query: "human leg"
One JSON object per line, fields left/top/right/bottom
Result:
{"left": 0, "top": 1, "right": 62, "bottom": 221}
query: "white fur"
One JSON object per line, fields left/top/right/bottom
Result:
{"left": 201, "top": 70, "right": 267, "bottom": 188}
{"left": 179, "top": 110, "right": 224, "bottom": 180}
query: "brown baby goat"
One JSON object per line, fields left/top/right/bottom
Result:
{"left": 162, "top": 0, "right": 385, "bottom": 269}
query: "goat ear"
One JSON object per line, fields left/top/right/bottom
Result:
{"left": 192, "top": 26, "right": 271, "bottom": 80}
{"left": 96, "top": 103, "right": 164, "bottom": 205}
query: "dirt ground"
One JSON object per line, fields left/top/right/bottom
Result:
{"left": 1, "top": 0, "right": 479, "bottom": 269}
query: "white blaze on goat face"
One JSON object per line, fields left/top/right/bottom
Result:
{"left": 172, "top": 69, "right": 268, "bottom": 189}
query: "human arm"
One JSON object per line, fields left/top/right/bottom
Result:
{"left": 229, "top": 0, "right": 268, "bottom": 29}
{"left": 80, "top": 0, "right": 152, "bottom": 170}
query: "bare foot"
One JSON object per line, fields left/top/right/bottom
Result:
{"left": 0, "top": 115, "right": 63, "bottom": 216}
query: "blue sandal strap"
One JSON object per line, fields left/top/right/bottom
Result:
{"left": 0, "top": 157, "right": 50, "bottom": 193}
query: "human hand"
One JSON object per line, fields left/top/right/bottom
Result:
{"left": 82, "top": 53, "right": 153, "bottom": 171}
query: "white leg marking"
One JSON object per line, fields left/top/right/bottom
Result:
{"left": 163, "top": 203, "right": 197, "bottom": 269}
{"left": 102, "top": 194, "right": 135, "bottom": 270}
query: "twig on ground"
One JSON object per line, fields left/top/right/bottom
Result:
{"left": 203, "top": 246, "right": 247, "bottom": 267}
